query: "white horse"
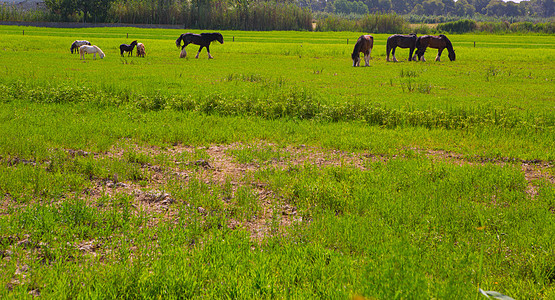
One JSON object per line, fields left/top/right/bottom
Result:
{"left": 79, "top": 45, "right": 105, "bottom": 60}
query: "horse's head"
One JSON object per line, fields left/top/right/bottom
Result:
{"left": 351, "top": 52, "right": 360, "bottom": 67}
{"left": 215, "top": 33, "right": 224, "bottom": 44}
{"left": 448, "top": 50, "right": 456, "bottom": 61}
{"left": 175, "top": 35, "right": 183, "bottom": 48}
{"left": 131, "top": 40, "right": 138, "bottom": 46}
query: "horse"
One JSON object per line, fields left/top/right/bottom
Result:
{"left": 415, "top": 35, "right": 456, "bottom": 62}
{"left": 386, "top": 34, "right": 417, "bottom": 62}
{"left": 175, "top": 33, "right": 224, "bottom": 59}
{"left": 79, "top": 45, "right": 105, "bottom": 60}
{"left": 120, "top": 40, "right": 137, "bottom": 57}
{"left": 136, "top": 43, "right": 146, "bottom": 57}
{"left": 351, "top": 35, "right": 373, "bottom": 67}
{"left": 70, "top": 40, "right": 91, "bottom": 54}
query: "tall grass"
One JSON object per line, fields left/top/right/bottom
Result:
{"left": 315, "top": 13, "right": 409, "bottom": 33}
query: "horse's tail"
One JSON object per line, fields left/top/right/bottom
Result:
{"left": 414, "top": 36, "right": 421, "bottom": 51}
{"left": 415, "top": 36, "right": 424, "bottom": 57}
{"left": 386, "top": 36, "right": 393, "bottom": 55}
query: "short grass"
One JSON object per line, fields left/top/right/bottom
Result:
{"left": 0, "top": 26, "right": 554, "bottom": 299}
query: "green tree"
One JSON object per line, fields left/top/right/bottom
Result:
{"left": 454, "top": 0, "right": 475, "bottom": 16}
{"left": 45, "top": 0, "right": 114, "bottom": 22}
{"left": 422, "top": 0, "right": 445, "bottom": 14}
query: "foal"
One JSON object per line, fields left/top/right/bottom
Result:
{"left": 120, "top": 40, "right": 138, "bottom": 57}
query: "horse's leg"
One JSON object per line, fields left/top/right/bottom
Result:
{"left": 392, "top": 47, "right": 398, "bottom": 62}
{"left": 364, "top": 52, "right": 370, "bottom": 67}
{"left": 409, "top": 47, "right": 415, "bottom": 61}
{"left": 386, "top": 46, "right": 390, "bottom": 62}
{"left": 195, "top": 46, "right": 203, "bottom": 59}
{"left": 206, "top": 45, "right": 214, "bottom": 59}
{"left": 436, "top": 48, "right": 443, "bottom": 61}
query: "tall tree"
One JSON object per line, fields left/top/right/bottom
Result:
{"left": 45, "top": 0, "right": 114, "bottom": 22}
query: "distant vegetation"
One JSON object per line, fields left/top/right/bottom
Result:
{"left": 1, "top": 0, "right": 554, "bottom": 32}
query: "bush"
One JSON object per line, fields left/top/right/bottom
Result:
{"left": 316, "top": 13, "right": 408, "bottom": 33}
{"left": 436, "top": 19, "right": 477, "bottom": 33}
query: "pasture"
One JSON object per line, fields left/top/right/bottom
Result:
{"left": 0, "top": 25, "right": 554, "bottom": 298}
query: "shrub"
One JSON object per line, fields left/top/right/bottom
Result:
{"left": 436, "top": 19, "right": 477, "bottom": 33}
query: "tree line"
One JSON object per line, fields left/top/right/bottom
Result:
{"left": 1, "top": 0, "right": 553, "bottom": 31}
{"left": 312, "top": 0, "right": 554, "bottom": 18}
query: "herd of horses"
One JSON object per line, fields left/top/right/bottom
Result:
{"left": 71, "top": 31, "right": 455, "bottom": 66}
{"left": 352, "top": 33, "right": 455, "bottom": 66}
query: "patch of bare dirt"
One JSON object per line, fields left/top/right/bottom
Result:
{"left": 3, "top": 141, "right": 554, "bottom": 240}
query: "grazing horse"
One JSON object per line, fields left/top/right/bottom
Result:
{"left": 136, "top": 43, "right": 146, "bottom": 57}
{"left": 351, "top": 35, "right": 373, "bottom": 67}
{"left": 120, "top": 40, "right": 138, "bottom": 57}
{"left": 415, "top": 35, "right": 456, "bottom": 62}
{"left": 70, "top": 40, "right": 91, "bottom": 54}
{"left": 79, "top": 45, "right": 105, "bottom": 60}
{"left": 386, "top": 34, "right": 417, "bottom": 62}
{"left": 175, "top": 33, "right": 224, "bottom": 59}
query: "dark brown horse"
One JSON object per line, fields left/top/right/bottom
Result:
{"left": 175, "top": 33, "right": 224, "bottom": 59}
{"left": 120, "top": 40, "right": 138, "bottom": 57}
{"left": 351, "top": 35, "right": 373, "bottom": 67}
{"left": 386, "top": 34, "right": 417, "bottom": 62}
{"left": 415, "top": 35, "right": 456, "bottom": 62}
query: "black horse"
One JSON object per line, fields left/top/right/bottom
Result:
{"left": 120, "top": 40, "right": 138, "bottom": 57}
{"left": 70, "top": 40, "right": 91, "bottom": 54}
{"left": 175, "top": 33, "right": 224, "bottom": 59}
{"left": 386, "top": 34, "right": 417, "bottom": 62}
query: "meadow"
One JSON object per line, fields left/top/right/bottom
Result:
{"left": 0, "top": 25, "right": 554, "bottom": 299}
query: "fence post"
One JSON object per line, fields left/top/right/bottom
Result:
{"left": 474, "top": 42, "right": 476, "bottom": 47}
{"left": 23, "top": 30, "right": 24, "bottom": 35}
{"left": 233, "top": 36, "right": 234, "bottom": 42}
{"left": 347, "top": 39, "right": 348, "bottom": 44}
{"left": 127, "top": 33, "right": 129, "bottom": 38}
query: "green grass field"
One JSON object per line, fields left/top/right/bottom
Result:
{"left": 0, "top": 25, "right": 554, "bottom": 299}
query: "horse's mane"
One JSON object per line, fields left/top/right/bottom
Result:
{"left": 201, "top": 32, "right": 224, "bottom": 43}
{"left": 175, "top": 34, "right": 185, "bottom": 47}
{"left": 93, "top": 45, "right": 105, "bottom": 57}
{"left": 439, "top": 34, "right": 454, "bottom": 53}
{"left": 201, "top": 32, "right": 222, "bottom": 38}
{"left": 352, "top": 36, "right": 365, "bottom": 57}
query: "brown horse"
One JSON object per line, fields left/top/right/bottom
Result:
{"left": 415, "top": 35, "right": 456, "bottom": 62}
{"left": 351, "top": 35, "right": 373, "bottom": 67}
{"left": 136, "top": 43, "right": 146, "bottom": 57}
